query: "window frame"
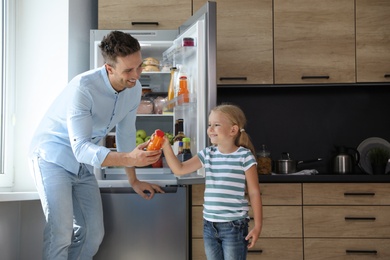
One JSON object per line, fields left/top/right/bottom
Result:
{"left": 0, "top": 0, "right": 16, "bottom": 188}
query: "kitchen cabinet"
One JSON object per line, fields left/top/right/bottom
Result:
{"left": 191, "top": 183, "right": 303, "bottom": 259}
{"left": 356, "top": 0, "right": 390, "bottom": 83}
{"left": 98, "top": 0, "right": 191, "bottom": 30}
{"left": 193, "top": 0, "right": 273, "bottom": 85}
{"left": 274, "top": 0, "right": 356, "bottom": 84}
{"left": 303, "top": 183, "right": 390, "bottom": 259}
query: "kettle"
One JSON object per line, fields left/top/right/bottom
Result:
{"left": 332, "top": 146, "right": 360, "bottom": 174}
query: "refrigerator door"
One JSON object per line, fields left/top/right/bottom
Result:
{"left": 164, "top": 1, "right": 217, "bottom": 185}
{"left": 95, "top": 186, "right": 188, "bottom": 260}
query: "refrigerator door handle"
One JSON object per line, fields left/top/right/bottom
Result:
{"left": 100, "top": 186, "right": 179, "bottom": 194}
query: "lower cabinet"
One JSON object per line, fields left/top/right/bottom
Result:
{"left": 303, "top": 183, "right": 390, "bottom": 260}
{"left": 191, "top": 183, "right": 390, "bottom": 259}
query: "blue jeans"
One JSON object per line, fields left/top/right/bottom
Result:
{"left": 30, "top": 156, "right": 104, "bottom": 260}
{"left": 203, "top": 218, "right": 249, "bottom": 260}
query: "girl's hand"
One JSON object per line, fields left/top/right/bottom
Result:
{"left": 162, "top": 135, "right": 171, "bottom": 149}
{"left": 246, "top": 227, "right": 261, "bottom": 248}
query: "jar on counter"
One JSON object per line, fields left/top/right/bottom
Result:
{"left": 257, "top": 144, "right": 272, "bottom": 174}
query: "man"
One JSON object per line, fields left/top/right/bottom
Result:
{"left": 29, "top": 31, "right": 163, "bottom": 259}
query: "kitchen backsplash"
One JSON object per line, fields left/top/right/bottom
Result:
{"left": 217, "top": 84, "right": 390, "bottom": 174}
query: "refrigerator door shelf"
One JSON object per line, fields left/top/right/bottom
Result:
{"left": 163, "top": 45, "right": 197, "bottom": 64}
{"left": 163, "top": 93, "right": 197, "bottom": 112}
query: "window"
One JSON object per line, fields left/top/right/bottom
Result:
{"left": 0, "top": 0, "right": 15, "bottom": 188}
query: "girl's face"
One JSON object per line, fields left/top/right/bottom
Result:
{"left": 207, "top": 110, "right": 238, "bottom": 145}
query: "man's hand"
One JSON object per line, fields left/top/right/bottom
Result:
{"left": 129, "top": 142, "right": 162, "bottom": 167}
{"left": 131, "top": 179, "right": 165, "bottom": 200}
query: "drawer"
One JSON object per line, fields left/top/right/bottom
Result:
{"left": 260, "top": 183, "right": 302, "bottom": 205}
{"left": 304, "top": 206, "right": 390, "bottom": 238}
{"left": 192, "top": 206, "right": 302, "bottom": 238}
{"left": 193, "top": 238, "right": 303, "bottom": 260}
{"left": 304, "top": 238, "right": 390, "bottom": 260}
{"left": 303, "top": 183, "right": 390, "bottom": 205}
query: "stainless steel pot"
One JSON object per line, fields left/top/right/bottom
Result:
{"left": 275, "top": 152, "right": 323, "bottom": 174}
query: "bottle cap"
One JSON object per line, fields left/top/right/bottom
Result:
{"left": 155, "top": 129, "right": 165, "bottom": 137}
{"left": 180, "top": 76, "right": 187, "bottom": 80}
{"left": 182, "top": 137, "right": 191, "bottom": 142}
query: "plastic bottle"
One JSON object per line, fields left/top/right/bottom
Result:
{"left": 177, "top": 75, "right": 189, "bottom": 104}
{"left": 181, "top": 137, "right": 192, "bottom": 162}
{"left": 257, "top": 144, "right": 272, "bottom": 174}
{"left": 146, "top": 129, "right": 165, "bottom": 151}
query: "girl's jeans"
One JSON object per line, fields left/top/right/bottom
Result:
{"left": 203, "top": 218, "right": 249, "bottom": 260}
{"left": 30, "top": 156, "right": 104, "bottom": 260}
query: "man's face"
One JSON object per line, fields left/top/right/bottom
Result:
{"left": 105, "top": 51, "right": 143, "bottom": 92}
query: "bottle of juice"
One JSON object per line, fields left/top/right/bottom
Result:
{"left": 177, "top": 75, "right": 189, "bottom": 104}
{"left": 166, "top": 67, "right": 177, "bottom": 110}
{"left": 146, "top": 129, "right": 165, "bottom": 151}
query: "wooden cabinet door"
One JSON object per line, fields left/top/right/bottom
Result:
{"left": 304, "top": 206, "right": 390, "bottom": 238}
{"left": 305, "top": 238, "right": 390, "bottom": 260}
{"left": 274, "top": 0, "right": 355, "bottom": 84}
{"left": 194, "top": 0, "right": 273, "bottom": 85}
{"left": 303, "top": 183, "right": 390, "bottom": 205}
{"left": 356, "top": 0, "right": 390, "bottom": 83}
{"left": 98, "top": 0, "right": 191, "bottom": 30}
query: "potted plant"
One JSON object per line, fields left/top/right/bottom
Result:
{"left": 368, "top": 147, "right": 390, "bottom": 174}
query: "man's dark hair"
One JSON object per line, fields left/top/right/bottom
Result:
{"left": 99, "top": 31, "right": 141, "bottom": 67}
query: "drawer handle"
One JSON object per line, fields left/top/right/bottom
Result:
{"left": 301, "top": 75, "right": 330, "bottom": 80}
{"left": 219, "top": 77, "right": 247, "bottom": 81}
{"left": 345, "top": 217, "right": 376, "bottom": 221}
{"left": 346, "top": 250, "right": 377, "bottom": 255}
{"left": 131, "top": 22, "right": 159, "bottom": 26}
{"left": 384, "top": 74, "right": 390, "bottom": 78}
{"left": 248, "top": 249, "right": 263, "bottom": 254}
{"left": 344, "top": 192, "right": 375, "bottom": 196}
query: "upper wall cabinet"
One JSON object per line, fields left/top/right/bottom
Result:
{"left": 274, "top": 0, "right": 356, "bottom": 84}
{"left": 356, "top": 0, "right": 390, "bottom": 83}
{"left": 194, "top": 0, "right": 273, "bottom": 85}
{"left": 98, "top": 0, "right": 192, "bottom": 30}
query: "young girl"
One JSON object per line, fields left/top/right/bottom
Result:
{"left": 162, "top": 104, "right": 262, "bottom": 260}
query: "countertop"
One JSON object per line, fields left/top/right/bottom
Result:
{"left": 258, "top": 173, "right": 390, "bottom": 183}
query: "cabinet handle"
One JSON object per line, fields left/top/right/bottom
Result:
{"left": 344, "top": 192, "right": 375, "bottom": 196}
{"left": 384, "top": 74, "right": 390, "bottom": 78}
{"left": 301, "top": 75, "right": 330, "bottom": 80}
{"left": 345, "top": 217, "right": 376, "bottom": 221}
{"left": 248, "top": 249, "right": 263, "bottom": 254}
{"left": 131, "top": 22, "right": 159, "bottom": 26}
{"left": 219, "top": 77, "right": 247, "bottom": 81}
{"left": 346, "top": 250, "right": 377, "bottom": 255}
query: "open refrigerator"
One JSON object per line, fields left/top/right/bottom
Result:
{"left": 91, "top": 2, "right": 216, "bottom": 259}
{"left": 90, "top": 1, "right": 216, "bottom": 187}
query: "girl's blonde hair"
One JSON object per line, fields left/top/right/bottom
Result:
{"left": 211, "top": 104, "right": 256, "bottom": 156}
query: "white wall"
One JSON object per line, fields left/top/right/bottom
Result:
{"left": 13, "top": 0, "right": 97, "bottom": 191}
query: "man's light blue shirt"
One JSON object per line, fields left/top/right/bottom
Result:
{"left": 29, "top": 66, "right": 141, "bottom": 174}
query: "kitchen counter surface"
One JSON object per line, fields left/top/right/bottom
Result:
{"left": 258, "top": 173, "right": 390, "bottom": 183}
